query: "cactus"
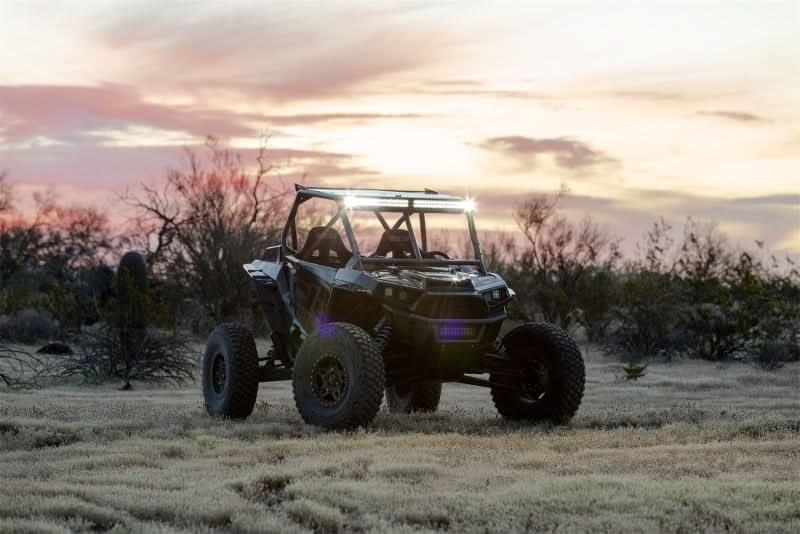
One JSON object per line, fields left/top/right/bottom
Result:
{"left": 115, "top": 252, "right": 148, "bottom": 387}
{"left": 116, "top": 251, "right": 148, "bottom": 331}
{"left": 622, "top": 361, "right": 647, "bottom": 381}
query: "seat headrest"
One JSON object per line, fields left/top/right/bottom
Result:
{"left": 298, "top": 226, "right": 352, "bottom": 266}
{"left": 374, "top": 229, "right": 414, "bottom": 258}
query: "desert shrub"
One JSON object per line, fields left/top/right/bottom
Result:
{"left": 753, "top": 339, "right": 798, "bottom": 370}
{"left": 675, "top": 225, "right": 800, "bottom": 362}
{"left": 574, "top": 266, "right": 619, "bottom": 342}
{"left": 677, "top": 293, "right": 759, "bottom": 362}
{"left": 739, "top": 254, "right": 800, "bottom": 368}
{"left": 601, "top": 218, "right": 800, "bottom": 363}
{"left": 56, "top": 325, "right": 196, "bottom": 385}
{"left": 0, "top": 345, "right": 43, "bottom": 388}
{"left": 48, "top": 251, "right": 198, "bottom": 386}
{"left": 672, "top": 220, "right": 752, "bottom": 361}
{"left": 605, "top": 271, "right": 684, "bottom": 361}
{"left": 0, "top": 309, "right": 56, "bottom": 343}
{"left": 603, "top": 220, "right": 683, "bottom": 360}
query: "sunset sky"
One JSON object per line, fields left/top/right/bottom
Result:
{"left": 1, "top": 1, "right": 798, "bottom": 253}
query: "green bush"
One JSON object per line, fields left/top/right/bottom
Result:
{"left": 601, "top": 219, "right": 799, "bottom": 363}
{"left": 604, "top": 271, "right": 683, "bottom": 361}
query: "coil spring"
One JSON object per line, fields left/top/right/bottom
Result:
{"left": 373, "top": 316, "right": 392, "bottom": 354}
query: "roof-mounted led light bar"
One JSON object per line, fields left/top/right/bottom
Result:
{"left": 343, "top": 196, "right": 476, "bottom": 212}
{"left": 343, "top": 196, "right": 408, "bottom": 209}
{"left": 414, "top": 199, "right": 475, "bottom": 211}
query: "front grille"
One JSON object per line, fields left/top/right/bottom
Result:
{"left": 424, "top": 278, "right": 473, "bottom": 290}
{"left": 414, "top": 294, "right": 488, "bottom": 319}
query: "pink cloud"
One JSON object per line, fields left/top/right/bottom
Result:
{"left": 477, "top": 135, "right": 617, "bottom": 170}
{"left": 0, "top": 143, "right": 374, "bottom": 191}
{"left": 94, "top": 5, "right": 455, "bottom": 101}
{"left": 0, "top": 84, "right": 437, "bottom": 145}
{"left": 0, "top": 85, "right": 257, "bottom": 141}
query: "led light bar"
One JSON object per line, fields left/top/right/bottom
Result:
{"left": 343, "top": 196, "right": 476, "bottom": 211}
{"left": 343, "top": 196, "right": 408, "bottom": 209}
{"left": 413, "top": 199, "right": 476, "bottom": 211}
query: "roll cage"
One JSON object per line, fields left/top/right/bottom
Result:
{"left": 281, "top": 185, "right": 486, "bottom": 273}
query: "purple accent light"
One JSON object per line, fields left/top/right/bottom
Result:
{"left": 315, "top": 313, "right": 332, "bottom": 334}
{"left": 439, "top": 320, "right": 475, "bottom": 340}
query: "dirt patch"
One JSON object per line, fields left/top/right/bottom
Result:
{"left": 0, "top": 422, "right": 19, "bottom": 435}
{"left": 32, "top": 431, "right": 81, "bottom": 449}
{"left": 233, "top": 473, "right": 293, "bottom": 507}
{"left": 284, "top": 498, "right": 346, "bottom": 533}
{"left": 401, "top": 511, "right": 451, "bottom": 531}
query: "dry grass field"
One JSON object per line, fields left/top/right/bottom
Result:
{"left": 1, "top": 351, "right": 798, "bottom": 533}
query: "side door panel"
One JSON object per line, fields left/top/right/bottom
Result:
{"left": 292, "top": 259, "right": 335, "bottom": 333}
{"left": 246, "top": 258, "right": 295, "bottom": 335}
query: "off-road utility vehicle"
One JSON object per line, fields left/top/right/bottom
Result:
{"left": 202, "top": 186, "right": 585, "bottom": 429}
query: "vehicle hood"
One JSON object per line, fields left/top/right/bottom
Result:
{"left": 368, "top": 268, "right": 506, "bottom": 292}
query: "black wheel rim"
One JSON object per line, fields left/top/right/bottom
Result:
{"left": 518, "top": 357, "right": 550, "bottom": 404}
{"left": 311, "top": 355, "right": 348, "bottom": 407}
{"left": 211, "top": 353, "right": 226, "bottom": 395}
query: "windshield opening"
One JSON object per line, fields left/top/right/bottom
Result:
{"left": 344, "top": 208, "right": 481, "bottom": 270}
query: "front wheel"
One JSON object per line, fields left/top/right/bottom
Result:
{"left": 490, "top": 322, "right": 585, "bottom": 424}
{"left": 292, "top": 322, "right": 385, "bottom": 430}
{"left": 202, "top": 322, "right": 260, "bottom": 419}
{"left": 386, "top": 382, "right": 442, "bottom": 413}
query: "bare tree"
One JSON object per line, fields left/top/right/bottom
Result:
{"left": 508, "top": 191, "right": 620, "bottom": 334}
{"left": 1, "top": 182, "right": 113, "bottom": 291}
{"left": 635, "top": 217, "right": 675, "bottom": 273}
{"left": 123, "top": 138, "right": 289, "bottom": 322}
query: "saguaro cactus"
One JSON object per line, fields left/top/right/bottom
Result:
{"left": 116, "top": 251, "right": 148, "bottom": 329}
{"left": 116, "top": 251, "right": 148, "bottom": 385}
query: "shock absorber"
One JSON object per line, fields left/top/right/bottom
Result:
{"left": 373, "top": 316, "right": 392, "bottom": 354}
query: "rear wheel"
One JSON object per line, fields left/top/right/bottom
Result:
{"left": 490, "top": 322, "right": 585, "bottom": 424}
{"left": 292, "top": 322, "right": 385, "bottom": 429}
{"left": 202, "top": 322, "right": 260, "bottom": 419}
{"left": 386, "top": 382, "right": 442, "bottom": 413}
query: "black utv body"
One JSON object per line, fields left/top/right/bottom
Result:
{"left": 202, "top": 186, "right": 585, "bottom": 429}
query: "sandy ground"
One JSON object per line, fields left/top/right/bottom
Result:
{"left": 1, "top": 356, "right": 798, "bottom": 533}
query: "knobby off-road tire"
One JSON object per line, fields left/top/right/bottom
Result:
{"left": 293, "top": 322, "right": 385, "bottom": 430}
{"left": 490, "top": 322, "right": 585, "bottom": 424}
{"left": 202, "top": 322, "right": 259, "bottom": 419}
{"left": 386, "top": 382, "right": 442, "bottom": 413}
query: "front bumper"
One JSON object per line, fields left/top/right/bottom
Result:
{"left": 387, "top": 306, "right": 505, "bottom": 377}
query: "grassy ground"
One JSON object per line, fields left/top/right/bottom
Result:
{"left": 1, "top": 355, "right": 798, "bottom": 533}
